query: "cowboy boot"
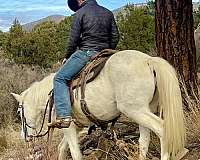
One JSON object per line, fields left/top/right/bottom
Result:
{"left": 48, "top": 116, "right": 72, "bottom": 129}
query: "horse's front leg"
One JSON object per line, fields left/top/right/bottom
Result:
{"left": 58, "top": 136, "right": 69, "bottom": 160}
{"left": 59, "top": 122, "right": 82, "bottom": 160}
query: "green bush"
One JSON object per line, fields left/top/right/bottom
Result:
{"left": 3, "top": 17, "right": 72, "bottom": 68}
{"left": 117, "top": 6, "right": 155, "bottom": 53}
{"left": 193, "top": 7, "right": 200, "bottom": 29}
{"left": 0, "top": 31, "right": 8, "bottom": 47}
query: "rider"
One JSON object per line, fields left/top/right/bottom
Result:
{"left": 53, "top": 0, "right": 119, "bottom": 128}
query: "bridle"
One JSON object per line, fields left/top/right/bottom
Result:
{"left": 18, "top": 98, "right": 51, "bottom": 142}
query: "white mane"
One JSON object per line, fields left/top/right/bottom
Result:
{"left": 22, "top": 73, "right": 55, "bottom": 107}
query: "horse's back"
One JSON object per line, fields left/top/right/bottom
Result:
{"left": 105, "top": 50, "right": 156, "bottom": 107}
{"left": 77, "top": 50, "right": 156, "bottom": 120}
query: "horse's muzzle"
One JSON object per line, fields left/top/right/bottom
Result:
{"left": 26, "top": 135, "right": 33, "bottom": 142}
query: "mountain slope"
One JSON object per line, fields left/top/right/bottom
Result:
{"left": 22, "top": 15, "right": 65, "bottom": 32}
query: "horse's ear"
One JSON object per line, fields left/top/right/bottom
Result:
{"left": 11, "top": 93, "right": 22, "bottom": 102}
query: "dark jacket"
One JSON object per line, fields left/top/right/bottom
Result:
{"left": 66, "top": 0, "right": 119, "bottom": 58}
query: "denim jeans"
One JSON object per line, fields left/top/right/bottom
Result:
{"left": 53, "top": 50, "right": 97, "bottom": 118}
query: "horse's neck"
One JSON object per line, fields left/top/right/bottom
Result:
{"left": 39, "top": 74, "right": 54, "bottom": 106}
{"left": 27, "top": 74, "right": 55, "bottom": 109}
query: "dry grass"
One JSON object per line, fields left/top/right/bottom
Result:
{"left": 180, "top": 79, "right": 200, "bottom": 159}
{"left": 0, "top": 51, "right": 58, "bottom": 158}
{"left": 0, "top": 127, "right": 63, "bottom": 160}
{"left": 0, "top": 59, "right": 47, "bottom": 127}
{"left": 0, "top": 49, "right": 61, "bottom": 127}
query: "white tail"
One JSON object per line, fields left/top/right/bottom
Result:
{"left": 148, "top": 57, "right": 185, "bottom": 159}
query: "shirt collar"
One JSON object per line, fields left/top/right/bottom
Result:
{"left": 80, "top": 0, "right": 97, "bottom": 8}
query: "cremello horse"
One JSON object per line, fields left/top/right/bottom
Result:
{"left": 12, "top": 50, "right": 186, "bottom": 160}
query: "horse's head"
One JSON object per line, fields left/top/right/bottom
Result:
{"left": 11, "top": 91, "right": 42, "bottom": 142}
{"left": 11, "top": 74, "right": 55, "bottom": 142}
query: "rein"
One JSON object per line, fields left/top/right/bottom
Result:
{"left": 18, "top": 93, "right": 52, "bottom": 142}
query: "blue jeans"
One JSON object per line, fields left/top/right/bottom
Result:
{"left": 53, "top": 50, "right": 97, "bottom": 118}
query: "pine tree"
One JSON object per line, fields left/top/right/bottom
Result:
{"left": 117, "top": 6, "right": 155, "bottom": 53}
{"left": 155, "top": 0, "right": 197, "bottom": 92}
{"left": 56, "top": 16, "right": 72, "bottom": 59}
{"left": 5, "top": 18, "right": 24, "bottom": 60}
{"left": 0, "top": 31, "right": 8, "bottom": 47}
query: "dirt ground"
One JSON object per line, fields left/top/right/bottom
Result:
{"left": 0, "top": 104, "right": 200, "bottom": 160}
{"left": 0, "top": 120, "right": 200, "bottom": 160}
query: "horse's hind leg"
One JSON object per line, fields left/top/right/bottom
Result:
{"left": 139, "top": 125, "right": 150, "bottom": 160}
{"left": 118, "top": 105, "right": 168, "bottom": 160}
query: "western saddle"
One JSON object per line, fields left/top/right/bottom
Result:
{"left": 69, "top": 49, "right": 120, "bottom": 130}
{"left": 48, "top": 49, "right": 120, "bottom": 130}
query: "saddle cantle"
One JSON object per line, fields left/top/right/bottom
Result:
{"left": 69, "top": 49, "right": 121, "bottom": 130}
{"left": 69, "top": 49, "right": 118, "bottom": 89}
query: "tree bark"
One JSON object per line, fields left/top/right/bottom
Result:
{"left": 155, "top": 0, "right": 197, "bottom": 90}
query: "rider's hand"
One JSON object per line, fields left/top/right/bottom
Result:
{"left": 62, "top": 58, "right": 67, "bottom": 65}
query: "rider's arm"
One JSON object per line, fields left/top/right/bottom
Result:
{"left": 110, "top": 14, "right": 120, "bottom": 49}
{"left": 65, "top": 13, "right": 82, "bottom": 59}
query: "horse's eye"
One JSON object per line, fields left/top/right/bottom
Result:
{"left": 17, "top": 108, "right": 21, "bottom": 115}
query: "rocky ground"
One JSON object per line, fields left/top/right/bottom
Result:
{"left": 1, "top": 117, "right": 200, "bottom": 160}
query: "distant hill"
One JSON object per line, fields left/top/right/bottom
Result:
{"left": 21, "top": 2, "right": 200, "bottom": 32}
{"left": 193, "top": 2, "right": 200, "bottom": 11}
{"left": 22, "top": 6, "right": 131, "bottom": 32}
{"left": 22, "top": 15, "right": 65, "bottom": 32}
{"left": 113, "top": 7, "right": 124, "bottom": 16}
{"left": 113, "top": 4, "right": 149, "bottom": 19}
{"left": 113, "top": 3, "right": 148, "bottom": 18}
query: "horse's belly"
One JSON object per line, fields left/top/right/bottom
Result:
{"left": 84, "top": 72, "right": 119, "bottom": 121}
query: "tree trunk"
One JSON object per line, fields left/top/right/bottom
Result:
{"left": 155, "top": 0, "right": 197, "bottom": 90}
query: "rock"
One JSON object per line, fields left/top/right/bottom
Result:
{"left": 83, "top": 148, "right": 93, "bottom": 155}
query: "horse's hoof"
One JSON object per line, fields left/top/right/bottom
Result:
{"left": 175, "top": 148, "right": 189, "bottom": 160}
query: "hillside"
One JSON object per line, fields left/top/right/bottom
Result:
{"left": 22, "top": 6, "right": 132, "bottom": 32}
{"left": 193, "top": 2, "right": 200, "bottom": 11}
{"left": 22, "top": 15, "right": 65, "bottom": 32}
{"left": 113, "top": 3, "right": 147, "bottom": 17}
{"left": 2, "top": 2, "right": 199, "bottom": 33}
{"left": 113, "top": 6, "right": 124, "bottom": 16}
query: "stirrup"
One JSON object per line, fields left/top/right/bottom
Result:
{"left": 48, "top": 117, "right": 72, "bottom": 129}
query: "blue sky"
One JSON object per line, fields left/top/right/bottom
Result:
{"left": 0, "top": 0, "right": 199, "bottom": 32}
{"left": 0, "top": 0, "right": 146, "bottom": 32}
